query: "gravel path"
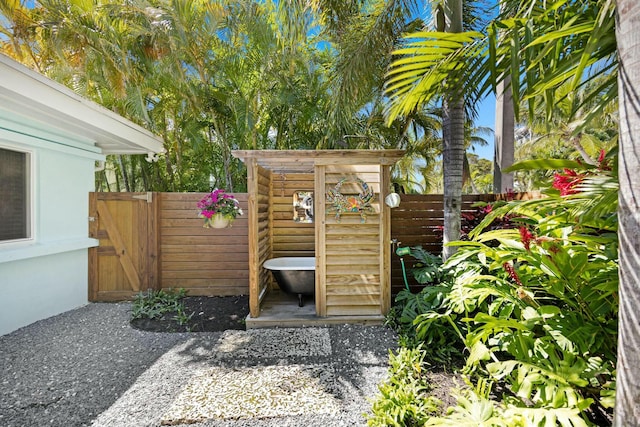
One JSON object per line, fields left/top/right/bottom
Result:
{"left": 0, "top": 303, "right": 397, "bottom": 427}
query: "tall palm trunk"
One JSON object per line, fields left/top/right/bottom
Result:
{"left": 493, "top": 1, "right": 514, "bottom": 193}
{"left": 614, "top": 1, "right": 640, "bottom": 424}
{"left": 442, "top": 0, "right": 464, "bottom": 260}
{"left": 493, "top": 75, "right": 515, "bottom": 193}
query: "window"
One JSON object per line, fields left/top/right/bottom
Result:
{"left": 0, "top": 146, "right": 32, "bottom": 242}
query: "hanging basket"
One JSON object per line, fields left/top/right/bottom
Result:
{"left": 207, "top": 213, "right": 232, "bottom": 229}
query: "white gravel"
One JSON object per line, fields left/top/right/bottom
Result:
{"left": 0, "top": 302, "right": 398, "bottom": 427}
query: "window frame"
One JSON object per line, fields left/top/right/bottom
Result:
{"left": 0, "top": 143, "right": 35, "bottom": 245}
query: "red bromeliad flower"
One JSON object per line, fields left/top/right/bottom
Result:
{"left": 597, "top": 149, "right": 612, "bottom": 171}
{"left": 503, "top": 262, "right": 523, "bottom": 286}
{"left": 552, "top": 169, "right": 585, "bottom": 196}
{"left": 519, "top": 226, "right": 535, "bottom": 251}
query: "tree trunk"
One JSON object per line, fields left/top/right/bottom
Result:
{"left": 443, "top": 98, "right": 464, "bottom": 260}
{"left": 493, "top": 75, "right": 515, "bottom": 193}
{"left": 442, "top": 0, "right": 464, "bottom": 261}
{"left": 614, "top": 1, "right": 640, "bottom": 425}
{"left": 116, "top": 155, "right": 130, "bottom": 192}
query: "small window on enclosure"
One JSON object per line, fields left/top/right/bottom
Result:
{"left": 0, "top": 146, "right": 32, "bottom": 243}
{"left": 293, "top": 191, "right": 313, "bottom": 223}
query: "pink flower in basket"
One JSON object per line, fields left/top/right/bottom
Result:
{"left": 197, "top": 189, "right": 243, "bottom": 227}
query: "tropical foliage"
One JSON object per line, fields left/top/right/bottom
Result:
{"left": 385, "top": 0, "right": 617, "bottom": 128}
{"left": 1, "top": 0, "right": 499, "bottom": 194}
{"left": 368, "top": 346, "right": 442, "bottom": 427}
{"left": 381, "top": 157, "right": 618, "bottom": 425}
{"left": 1, "top": 0, "right": 336, "bottom": 191}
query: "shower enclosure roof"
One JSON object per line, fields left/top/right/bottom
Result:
{"left": 232, "top": 150, "right": 405, "bottom": 174}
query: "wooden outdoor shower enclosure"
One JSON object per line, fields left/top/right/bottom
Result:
{"left": 232, "top": 150, "right": 405, "bottom": 320}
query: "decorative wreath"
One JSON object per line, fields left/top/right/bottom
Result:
{"left": 326, "top": 178, "right": 375, "bottom": 223}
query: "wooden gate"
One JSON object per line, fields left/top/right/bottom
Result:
{"left": 88, "top": 192, "right": 158, "bottom": 301}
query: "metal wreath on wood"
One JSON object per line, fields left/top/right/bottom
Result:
{"left": 326, "top": 178, "right": 375, "bottom": 223}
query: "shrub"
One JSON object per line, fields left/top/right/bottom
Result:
{"left": 383, "top": 158, "right": 618, "bottom": 426}
{"left": 386, "top": 246, "right": 468, "bottom": 363}
{"left": 131, "top": 288, "right": 194, "bottom": 327}
{"left": 367, "top": 347, "right": 442, "bottom": 427}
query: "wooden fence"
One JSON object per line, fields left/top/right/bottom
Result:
{"left": 89, "top": 192, "right": 535, "bottom": 301}
{"left": 89, "top": 192, "right": 249, "bottom": 301}
{"left": 391, "top": 194, "right": 495, "bottom": 293}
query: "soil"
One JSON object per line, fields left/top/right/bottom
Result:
{"left": 130, "top": 295, "right": 249, "bottom": 333}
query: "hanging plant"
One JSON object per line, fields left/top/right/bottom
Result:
{"left": 197, "top": 189, "right": 243, "bottom": 228}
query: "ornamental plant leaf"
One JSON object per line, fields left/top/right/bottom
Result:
{"left": 503, "top": 159, "right": 586, "bottom": 172}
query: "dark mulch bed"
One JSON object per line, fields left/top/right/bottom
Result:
{"left": 130, "top": 295, "right": 249, "bottom": 332}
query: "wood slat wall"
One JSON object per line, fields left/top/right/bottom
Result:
{"left": 271, "top": 172, "right": 315, "bottom": 258}
{"left": 92, "top": 191, "right": 538, "bottom": 302}
{"left": 321, "top": 165, "right": 383, "bottom": 317}
{"left": 159, "top": 193, "right": 249, "bottom": 296}
{"left": 389, "top": 192, "right": 540, "bottom": 294}
{"left": 246, "top": 162, "right": 273, "bottom": 317}
{"left": 256, "top": 165, "right": 272, "bottom": 305}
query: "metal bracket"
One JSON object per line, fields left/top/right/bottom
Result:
{"left": 132, "top": 192, "right": 153, "bottom": 203}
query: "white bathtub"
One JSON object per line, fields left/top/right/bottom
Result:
{"left": 263, "top": 257, "right": 315, "bottom": 271}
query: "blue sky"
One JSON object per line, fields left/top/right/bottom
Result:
{"left": 474, "top": 95, "right": 496, "bottom": 160}
{"left": 464, "top": 0, "right": 498, "bottom": 161}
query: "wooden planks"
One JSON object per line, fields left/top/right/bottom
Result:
{"left": 159, "top": 192, "right": 249, "bottom": 296}
{"left": 245, "top": 291, "right": 384, "bottom": 328}
{"left": 319, "top": 164, "right": 383, "bottom": 317}
{"left": 315, "top": 165, "right": 327, "bottom": 316}
{"left": 89, "top": 190, "right": 539, "bottom": 304}
{"left": 389, "top": 192, "right": 541, "bottom": 294}
{"left": 271, "top": 172, "right": 315, "bottom": 259}
{"left": 255, "top": 165, "right": 272, "bottom": 315}
{"left": 89, "top": 192, "right": 156, "bottom": 301}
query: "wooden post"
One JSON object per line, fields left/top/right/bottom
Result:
{"left": 136, "top": 196, "right": 149, "bottom": 291}
{"left": 88, "top": 192, "right": 98, "bottom": 302}
{"left": 380, "top": 165, "right": 391, "bottom": 315}
{"left": 267, "top": 168, "right": 274, "bottom": 291}
{"left": 247, "top": 159, "right": 261, "bottom": 318}
{"left": 148, "top": 192, "right": 160, "bottom": 290}
{"left": 315, "top": 165, "right": 327, "bottom": 317}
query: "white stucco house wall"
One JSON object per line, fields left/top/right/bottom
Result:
{"left": 0, "top": 54, "right": 164, "bottom": 336}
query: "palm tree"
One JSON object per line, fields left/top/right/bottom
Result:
{"left": 614, "top": 1, "right": 640, "bottom": 424}
{"left": 493, "top": 74, "right": 514, "bottom": 192}
{"left": 1, "top": 0, "right": 339, "bottom": 191}
{"left": 385, "top": 0, "right": 616, "bottom": 256}
{"left": 311, "top": 0, "right": 423, "bottom": 147}
{"left": 440, "top": 0, "right": 465, "bottom": 260}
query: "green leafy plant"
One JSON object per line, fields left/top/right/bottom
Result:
{"left": 386, "top": 247, "right": 465, "bottom": 362}
{"left": 131, "top": 288, "right": 193, "bottom": 328}
{"left": 382, "top": 158, "right": 618, "bottom": 426}
{"left": 429, "top": 159, "right": 617, "bottom": 425}
{"left": 368, "top": 347, "right": 442, "bottom": 427}
{"left": 409, "top": 246, "right": 446, "bottom": 285}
